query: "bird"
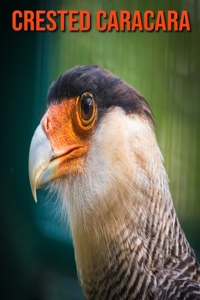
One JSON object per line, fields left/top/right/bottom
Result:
{"left": 29, "top": 65, "right": 200, "bottom": 300}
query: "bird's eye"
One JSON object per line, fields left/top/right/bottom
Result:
{"left": 81, "top": 95, "right": 93, "bottom": 121}
{"left": 77, "top": 93, "right": 96, "bottom": 127}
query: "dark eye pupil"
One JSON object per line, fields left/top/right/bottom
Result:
{"left": 83, "top": 100, "right": 90, "bottom": 114}
{"left": 81, "top": 96, "right": 93, "bottom": 120}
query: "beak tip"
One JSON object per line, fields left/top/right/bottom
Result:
{"left": 34, "top": 193, "right": 38, "bottom": 203}
{"left": 31, "top": 184, "right": 38, "bottom": 203}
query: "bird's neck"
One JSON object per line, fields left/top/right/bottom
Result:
{"left": 62, "top": 114, "right": 192, "bottom": 298}
{"left": 71, "top": 172, "right": 190, "bottom": 299}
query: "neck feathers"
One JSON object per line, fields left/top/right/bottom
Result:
{"left": 55, "top": 108, "right": 197, "bottom": 298}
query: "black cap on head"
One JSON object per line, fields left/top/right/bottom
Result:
{"left": 47, "top": 65, "right": 155, "bottom": 127}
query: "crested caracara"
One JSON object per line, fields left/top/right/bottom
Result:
{"left": 29, "top": 65, "right": 200, "bottom": 300}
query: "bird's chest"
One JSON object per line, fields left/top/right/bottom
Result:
{"left": 74, "top": 226, "right": 153, "bottom": 300}
{"left": 78, "top": 246, "right": 151, "bottom": 300}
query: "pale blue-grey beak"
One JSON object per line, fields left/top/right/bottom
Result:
{"left": 28, "top": 124, "right": 54, "bottom": 202}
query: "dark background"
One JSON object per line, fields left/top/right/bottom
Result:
{"left": 2, "top": 1, "right": 83, "bottom": 299}
{"left": 1, "top": 0, "right": 200, "bottom": 299}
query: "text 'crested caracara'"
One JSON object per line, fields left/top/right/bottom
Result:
{"left": 29, "top": 65, "right": 200, "bottom": 300}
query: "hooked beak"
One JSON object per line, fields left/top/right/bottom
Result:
{"left": 28, "top": 124, "right": 55, "bottom": 202}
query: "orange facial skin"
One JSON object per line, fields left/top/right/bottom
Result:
{"left": 41, "top": 96, "right": 97, "bottom": 179}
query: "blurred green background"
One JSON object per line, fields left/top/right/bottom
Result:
{"left": 1, "top": 0, "right": 200, "bottom": 299}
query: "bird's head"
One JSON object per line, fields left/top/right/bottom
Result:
{"left": 29, "top": 65, "right": 199, "bottom": 298}
{"left": 29, "top": 65, "right": 165, "bottom": 231}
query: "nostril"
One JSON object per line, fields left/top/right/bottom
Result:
{"left": 43, "top": 116, "right": 51, "bottom": 134}
{"left": 46, "top": 117, "right": 50, "bottom": 131}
